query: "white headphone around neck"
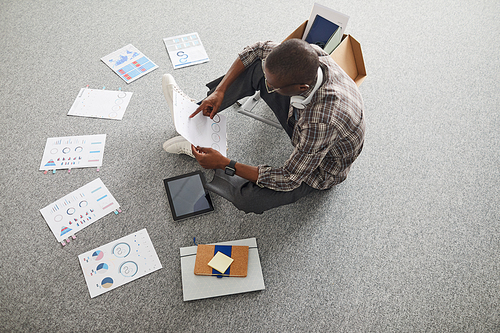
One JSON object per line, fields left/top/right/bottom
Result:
{"left": 290, "top": 66, "right": 324, "bottom": 110}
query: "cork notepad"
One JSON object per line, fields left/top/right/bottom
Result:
{"left": 194, "top": 244, "right": 249, "bottom": 277}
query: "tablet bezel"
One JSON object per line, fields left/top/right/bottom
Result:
{"left": 163, "top": 171, "right": 214, "bottom": 221}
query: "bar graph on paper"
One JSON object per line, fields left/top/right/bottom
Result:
{"left": 101, "top": 44, "right": 158, "bottom": 83}
{"left": 40, "top": 178, "right": 120, "bottom": 242}
{"left": 39, "top": 134, "right": 106, "bottom": 171}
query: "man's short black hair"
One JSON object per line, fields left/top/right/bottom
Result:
{"left": 265, "top": 39, "right": 319, "bottom": 85}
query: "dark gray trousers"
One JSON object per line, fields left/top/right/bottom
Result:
{"left": 203, "top": 60, "right": 319, "bottom": 214}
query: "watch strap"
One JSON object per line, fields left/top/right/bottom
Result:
{"left": 225, "top": 160, "right": 236, "bottom": 176}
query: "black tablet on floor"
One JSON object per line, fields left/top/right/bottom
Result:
{"left": 163, "top": 171, "right": 214, "bottom": 221}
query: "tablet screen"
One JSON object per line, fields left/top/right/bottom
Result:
{"left": 305, "top": 14, "right": 340, "bottom": 49}
{"left": 163, "top": 171, "right": 214, "bottom": 221}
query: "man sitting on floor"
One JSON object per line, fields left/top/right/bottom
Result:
{"left": 162, "top": 39, "right": 365, "bottom": 214}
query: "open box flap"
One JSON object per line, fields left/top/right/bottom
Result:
{"left": 284, "top": 21, "right": 366, "bottom": 87}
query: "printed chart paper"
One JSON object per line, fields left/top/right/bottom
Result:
{"left": 68, "top": 88, "right": 133, "bottom": 120}
{"left": 40, "top": 178, "right": 119, "bottom": 242}
{"left": 180, "top": 238, "right": 265, "bottom": 301}
{"left": 163, "top": 32, "right": 209, "bottom": 69}
{"left": 173, "top": 87, "right": 227, "bottom": 156}
{"left": 101, "top": 44, "right": 158, "bottom": 83}
{"left": 39, "top": 134, "right": 106, "bottom": 171}
{"left": 78, "top": 229, "right": 162, "bottom": 298}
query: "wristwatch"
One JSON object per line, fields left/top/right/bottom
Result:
{"left": 224, "top": 160, "right": 237, "bottom": 176}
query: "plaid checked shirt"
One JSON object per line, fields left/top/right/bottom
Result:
{"left": 239, "top": 41, "right": 365, "bottom": 191}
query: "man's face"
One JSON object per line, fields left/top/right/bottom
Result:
{"left": 263, "top": 62, "right": 309, "bottom": 96}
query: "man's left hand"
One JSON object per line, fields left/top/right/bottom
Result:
{"left": 191, "top": 145, "right": 230, "bottom": 170}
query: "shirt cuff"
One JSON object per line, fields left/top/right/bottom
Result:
{"left": 255, "top": 165, "right": 271, "bottom": 188}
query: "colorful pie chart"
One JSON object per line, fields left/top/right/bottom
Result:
{"left": 101, "top": 277, "right": 113, "bottom": 288}
{"left": 96, "top": 263, "right": 109, "bottom": 274}
{"left": 92, "top": 250, "right": 104, "bottom": 261}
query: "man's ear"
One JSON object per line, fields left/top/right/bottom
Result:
{"left": 298, "top": 84, "right": 310, "bottom": 92}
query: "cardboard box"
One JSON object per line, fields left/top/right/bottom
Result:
{"left": 285, "top": 21, "right": 366, "bottom": 87}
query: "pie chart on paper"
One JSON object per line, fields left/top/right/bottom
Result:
{"left": 92, "top": 250, "right": 104, "bottom": 261}
{"left": 96, "top": 263, "right": 109, "bottom": 274}
{"left": 101, "top": 277, "right": 113, "bottom": 288}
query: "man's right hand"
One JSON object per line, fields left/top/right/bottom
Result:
{"left": 190, "top": 57, "right": 246, "bottom": 119}
{"left": 190, "top": 90, "right": 224, "bottom": 119}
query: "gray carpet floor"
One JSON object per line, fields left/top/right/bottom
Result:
{"left": 1, "top": 0, "right": 499, "bottom": 332}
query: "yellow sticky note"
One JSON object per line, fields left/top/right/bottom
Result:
{"left": 207, "top": 251, "right": 234, "bottom": 274}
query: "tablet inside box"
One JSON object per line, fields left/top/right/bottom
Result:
{"left": 285, "top": 21, "right": 366, "bottom": 87}
{"left": 163, "top": 171, "right": 214, "bottom": 221}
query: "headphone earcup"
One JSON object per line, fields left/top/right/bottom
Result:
{"left": 290, "top": 95, "right": 306, "bottom": 109}
{"left": 289, "top": 67, "right": 324, "bottom": 110}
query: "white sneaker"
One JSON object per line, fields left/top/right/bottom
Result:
{"left": 163, "top": 136, "right": 194, "bottom": 158}
{"left": 162, "top": 74, "right": 197, "bottom": 126}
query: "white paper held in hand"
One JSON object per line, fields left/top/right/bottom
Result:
{"left": 172, "top": 87, "right": 227, "bottom": 157}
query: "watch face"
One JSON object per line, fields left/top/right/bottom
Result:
{"left": 225, "top": 167, "right": 235, "bottom": 176}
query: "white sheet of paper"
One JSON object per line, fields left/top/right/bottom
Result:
{"left": 39, "top": 134, "right": 106, "bottom": 171}
{"left": 303, "top": 3, "right": 349, "bottom": 41}
{"left": 68, "top": 88, "right": 133, "bottom": 120}
{"left": 163, "top": 32, "right": 209, "bottom": 69}
{"left": 78, "top": 229, "right": 162, "bottom": 298}
{"left": 180, "top": 238, "right": 265, "bottom": 301}
{"left": 101, "top": 44, "right": 158, "bottom": 84}
{"left": 172, "top": 87, "right": 227, "bottom": 157}
{"left": 40, "top": 178, "right": 120, "bottom": 242}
